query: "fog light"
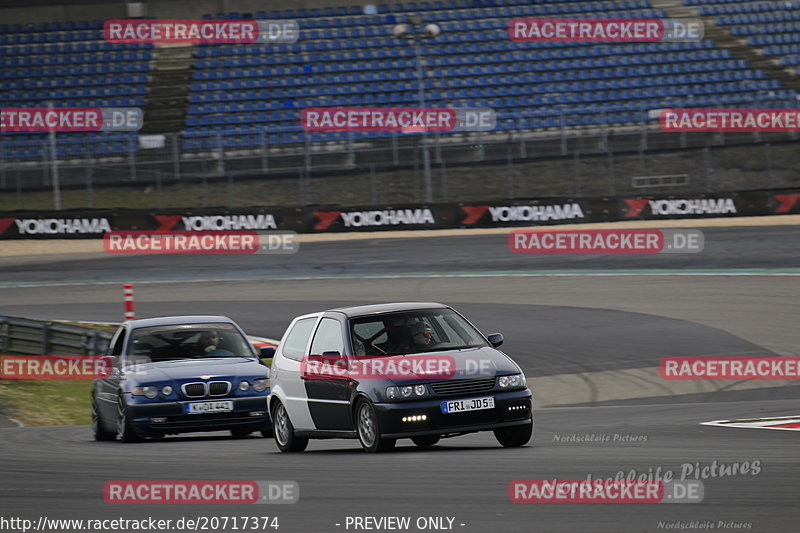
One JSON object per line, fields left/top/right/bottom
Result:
{"left": 402, "top": 414, "right": 428, "bottom": 422}
{"left": 249, "top": 411, "right": 265, "bottom": 417}
{"left": 150, "top": 417, "right": 167, "bottom": 423}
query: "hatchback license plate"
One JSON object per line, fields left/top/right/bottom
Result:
{"left": 441, "top": 396, "right": 494, "bottom": 414}
{"left": 184, "top": 401, "right": 233, "bottom": 414}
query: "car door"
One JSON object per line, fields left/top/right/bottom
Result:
{"left": 273, "top": 316, "right": 319, "bottom": 431}
{"left": 304, "top": 316, "right": 353, "bottom": 431}
{"left": 97, "top": 326, "right": 126, "bottom": 421}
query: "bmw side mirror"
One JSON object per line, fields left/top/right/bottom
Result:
{"left": 260, "top": 346, "right": 276, "bottom": 358}
{"left": 487, "top": 333, "right": 504, "bottom": 348}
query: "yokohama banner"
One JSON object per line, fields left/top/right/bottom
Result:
{"left": 0, "top": 189, "right": 797, "bottom": 239}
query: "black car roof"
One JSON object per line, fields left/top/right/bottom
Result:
{"left": 328, "top": 302, "right": 449, "bottom": 318}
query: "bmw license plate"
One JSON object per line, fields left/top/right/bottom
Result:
{"left": 441, "top": 396, "right": 494, "bottom": 414}
{"left": 184, "top": 401, "right": 233, "bottom": 414}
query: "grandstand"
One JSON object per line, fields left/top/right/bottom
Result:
{"left": 1, "top": 0, "right": 799, "bottom": 207}
{"left": 0, "top": 19, "right": 150, "bottom": 160}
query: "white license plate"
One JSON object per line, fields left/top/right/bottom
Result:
{"left": 441, "top": 396, "right": 494, "bottom": 414}
{"left": 184, "top": 401, "right": 233, "bottom": 414}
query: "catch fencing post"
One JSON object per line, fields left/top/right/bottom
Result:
{"left": 123, "top": 284, "right": 135, "bottom": 320}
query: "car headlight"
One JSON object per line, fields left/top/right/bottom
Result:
{"left": 386, "top": 385, "right": 428, "bottom": 401}
{"left": 133, "top": 385, "right": 159, "bottom": 399}
{"left": 239, "top": 380, "right": 250, "bottom": 391}
{"left": 252, "top": 379, "right": 268, "bottom": 393}
{"left": 498, "top": 373, "right": 526, "bottom": 389}
{"left": 161, "top": 385, "right": 173, "bottom": 396}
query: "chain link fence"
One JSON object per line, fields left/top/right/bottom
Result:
{"left": 2, "top": 108, "right": 800, "bottom": 210}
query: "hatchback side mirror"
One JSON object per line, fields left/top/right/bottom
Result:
{"left": 487, "top": 333, "right": 504, "bottom": 348}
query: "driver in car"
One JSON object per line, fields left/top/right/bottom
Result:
{"left": 410, "top": 322, "right": 437, "bottom": 348}
{"left": 198, "top": 331, "right": 234, "bottom": 356}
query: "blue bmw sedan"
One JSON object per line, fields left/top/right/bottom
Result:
{"left": 92, "top": 315, "right": 272, "bottom": 442}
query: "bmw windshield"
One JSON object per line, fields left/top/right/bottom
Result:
{"left": 125, "top": 323, "right": 254, "bottom": 364}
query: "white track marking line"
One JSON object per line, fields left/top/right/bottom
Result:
{"left": 702, "top": 416, "right": 800, "bottom": 431}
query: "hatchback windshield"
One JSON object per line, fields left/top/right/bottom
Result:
{"left": 349, "top": 309, "right": 488, "bottom": 356}
{"left": 125, "top": 323, "right": 253, "bottom": 364}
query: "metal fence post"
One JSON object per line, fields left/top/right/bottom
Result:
{"left": 765, "top": 143, "right": 773, "bottom": 189}
{"left": 172, "top": 133, "right": 181, "bottom": 180}
{"left": 156, "top": 170, "right": 163, "bottom": 209}
{"left": 227, "top": 172, "right": 234, "bottom": 208}
{"left": 216, "top": 134, "right": 225, "bottom": 177}
{"left": 49, "top": 128, "right": 61, "bottom": 209}
{"left": 573, "top": 151, "right": 581, "bottom": 196}
{"left": 298, "top": 168, "right": 308, "bottom": 205}
{"left": 347, "top": 130, "right": 354, "bottom": 166}
{"left": 41, "top": 137, "right": 49, "bottom": 186}
{"left": 600, "top": 111, "right": 608, "bottom": 153}
{"left": 260, "top": 129, "right": 269, "bottom": 173}
{"left": 369, "top": 164, "right": 378, "bottom": 204}
{"left": 85, "top": 154, "right": 94, "bottom": 208}
{"left": 413, "top": 149, "right": 420, "bottom": 203}
{"left": 638, "top": 142, "right": 646, "bottom": 176}
{"left": 518, "top": 115, "right": 527, "bottom": 159}
{"left": 607, "top": 149, "right": 615, "bottom": 196}
{"left": 128, "top": 138, "right": 137, "bottom": 182}
{"left": 440, "top": 160, "right": 449, "bottom": 202}
{"left": 640, "top": 110, "right": 648, "bottom": 152}
{"left": 506, "top": 148, "right": 514, "bottom": 199}
{"left": 391, "top": 130, "right": 399, "bottom": 166}
{"left": 304, "top": 130, "right": 312, "bottom": 176}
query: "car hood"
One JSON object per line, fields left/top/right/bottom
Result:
{"left": 352, "top": 346, "right": 521, "bottom": 384}
{"left": 123, "top": 357, "right": 268, "bottom": 383}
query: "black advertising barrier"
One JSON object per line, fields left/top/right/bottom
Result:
{"left": 0, "top": 209, "right": 119, "bottom": 240}
{"left": 305, "top": 204, "right": 446, "bottom": 232}
{"left": 1, "top": 189, "right": 799, "bottom": 239}
{"left": 454, "top": 197, "right": 607, "bottom": 228}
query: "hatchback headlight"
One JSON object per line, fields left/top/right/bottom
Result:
{"left": 252, "top": 379, "right": 268, "bottom": 393}
{"left": 498, "top": 373, "right": 526, "bottom": 389}
{"left": 386, "top": 384, "right": 428, "bottom": 401}
{"left": 239, "top": 381, "right": 250, "bottom": 391}
{"left": 161, "top": 385, "right": 173, "bottom": 396}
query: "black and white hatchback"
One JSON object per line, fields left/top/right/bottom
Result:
{"left": 266, "top": 302, "right": 533, "bottom": 452}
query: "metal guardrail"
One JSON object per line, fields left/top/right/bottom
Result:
{"left": 0, "top": 316, "right": 112, "bottom": 356}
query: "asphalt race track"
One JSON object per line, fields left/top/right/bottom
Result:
{"left": 1, "top": 224, "right": 799, "bottom": 532}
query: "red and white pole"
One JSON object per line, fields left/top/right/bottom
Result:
{"left": 123, "top": 283, "right": 135, "bottom": 320}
